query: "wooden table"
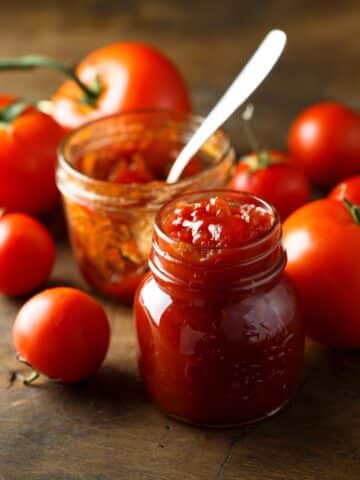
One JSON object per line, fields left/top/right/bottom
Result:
{"left": 1, "top": 1, "right": 360, "bottom": 478}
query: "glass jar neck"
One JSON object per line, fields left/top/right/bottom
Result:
{"left": 149, "top": 192, "right": 286, "bottom": 299}
{"left": 57, "top": 111, "right": 234, "bottom": 211}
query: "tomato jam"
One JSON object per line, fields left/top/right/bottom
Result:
{"left": 79, "top": 143, "right": 202, "bottom": 185}
{"left": 163, "top": 195, "right": 274, "bottom": 248}
{"left": 57, "top": 112, "right": 234, "bottom": 302}
{"left": 135, "top": 190, "right": 304, "bottom": 426}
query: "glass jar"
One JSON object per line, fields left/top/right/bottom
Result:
{"left": 57, "top": 111, "right": 234, "bottom": 302}
{"left": 135, "top": 190, "right": 304, "bottom": 426}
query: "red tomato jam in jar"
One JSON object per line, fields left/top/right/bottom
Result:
{"left": 135, "top": 190, "right": 304, "bottom": 426}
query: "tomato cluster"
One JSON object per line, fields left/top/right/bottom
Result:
{"left": 1, "top": 38, "right": 360, "bottom": 390}
{"left": 228, "top": 103, "right": 360, "bottom": 219}
{"left": 284, "top": 106, "right": 360, "bottom": 348}
{"left": 0, "top": 42, "right": 190, "bottom": 384}
{"left": 225, "top": 102, "right": 360, "bottom": 349}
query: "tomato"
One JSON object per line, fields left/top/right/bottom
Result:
{"left": 283, "top": 197, "right": 360, "bottom": 348}
{"left": 0, "top": 95, "right": 64, "bottom": 216}
{"left": 329, "top": 175, "right": 360, "bottom": 204}
{"left": 288, "top": 102, "right": 360, "bottom": 187}
{"left": 228, "top": 151, "right": 310, "bottom": 219}
{"left": 13, "top": 287, "right": 110, "bottom": 383}
{"left": 51, "top": 43, "right": 191, "bottom": 130}
{"left": 0, "top": 213, "right": 55, "bottom": 296}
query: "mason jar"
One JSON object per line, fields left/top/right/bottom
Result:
{"left": 57, "top": 111, "right": 235, "bottom": 302}
{"left": 135, "top": 190, "right": 304, "bottom": 426}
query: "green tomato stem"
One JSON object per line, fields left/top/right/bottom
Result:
{"left": 244, "top": 150, "right": 273, "bottom": 174}
{"left": 23, "top": 370, "right": 40, "bottom": 386}
{"left": 15, "top": 352, "right": 41, "bottom": 385}
{"left": 0, "top": 99, "right": 33, "bottom": 124}
{"left": 0, "top": 55, "right": 102, "bottom": 106}
{"left": 343, "top": 197, "right": 360, "bottom": 225}
{"left": 257, "top": 150, "right": 272, "bottom": 167}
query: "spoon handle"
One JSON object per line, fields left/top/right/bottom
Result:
{"left": 167, "top": 29, "right": 287, "bottom": 183}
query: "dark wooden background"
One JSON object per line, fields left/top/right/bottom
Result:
{"left": 1, "top": 1, "right": 360, "bottom": 479}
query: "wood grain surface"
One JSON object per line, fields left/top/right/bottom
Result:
{"left": 1, "top": 1, "right": 360, "bottom": 479}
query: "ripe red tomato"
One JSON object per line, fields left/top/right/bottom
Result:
{"left": 13, "top": 287, "right": 110, "bottom": 383}
{"left": 288, "top": 102, "right": 360, "bottom": 187}
{"left": 51, "top": 43, "right": 191, "bottom": 130}
{"left": 227, "top": 151, "right": 310, "bottom": 219}
{"left": 0, "top": 95, "right": 64, "bottom": 216}
{"left": 283, "top": 198, "right": 360, "bottom": 348}
{"left": 0, "top": 213, "right": 55, "bottom": 296}
{"left": 329, "top": 175, "right": 360, "bottom": 204}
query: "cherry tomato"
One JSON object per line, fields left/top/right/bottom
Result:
{"left": 329, "top": 175, "right": 360, "bottom": 204}
{"left": 51, "top": 43, "right": 191, "bottom": 130}
{"left": 13, "top": 287, "right": 110, "bottom": 383}
{"left": 228, "top": 151, "right": 310, "bottom": 219}
{"left": 0, "top": 213, "right": 55, "bottom": 296}
{"left": 0, "top": 95, "right": 64, "bottom": 216}
{"left": 288, "top": 102, "right": 360, "bottom": 187}
{"left": 283, "top": 198, "right": 360, "bottom": 348}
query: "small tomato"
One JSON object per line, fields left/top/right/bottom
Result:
{"left": 13, "top": 287, "right": 110, "bottom": 383}
{"left": 288, "top": 102, "right": 360, "bottom": 187}
{"left": 0, "top": 96, "right": 64, "bottom": 216}
{"left": 0, "top": 213, "right": 55, "bottom": 296}
{"left": 228, "top": 151, "right": 310, "bottom": 219}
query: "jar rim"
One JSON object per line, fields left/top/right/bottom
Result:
{"left": 154, "top": 189, "right": 281, "bottom": 254}
{"left": 57, "top": 110, "right": 234, "bottom": 205}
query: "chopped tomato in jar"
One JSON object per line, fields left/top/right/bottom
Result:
{"left": 163, "top": 195, "right": 274, "bottom": 249}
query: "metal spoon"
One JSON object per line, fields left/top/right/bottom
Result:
{"left": 166, "top": 29, "right": 287, "bottom": 183}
